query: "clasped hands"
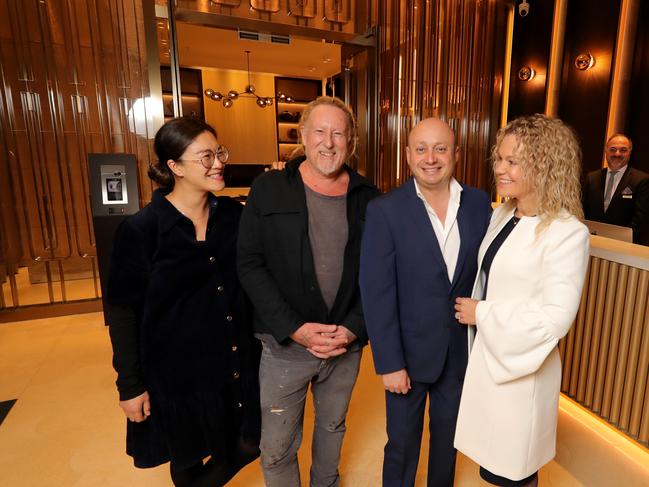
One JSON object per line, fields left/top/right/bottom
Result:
{"left": 290, "top": 322, "right": 356, "bottom": 359}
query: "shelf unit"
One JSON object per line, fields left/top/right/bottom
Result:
{"left": 160, "top": 66, "right": 205, "bottom": 122}
{"left": 274, "top": 77, "right": 322, "bottom": 162}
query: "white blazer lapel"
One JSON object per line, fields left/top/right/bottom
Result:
{"left": 466, "top": 204, "right": 515, "bottom": 351}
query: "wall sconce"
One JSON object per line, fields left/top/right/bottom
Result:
{"left": 518, "top": 66, "right": 536, "bottom": 81}
{"left": 575, "top": 52, "right": 595, "bottom": 70}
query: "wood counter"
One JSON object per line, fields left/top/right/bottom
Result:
{"left": 560, "top": 235, "right": 649, "bottom": 447}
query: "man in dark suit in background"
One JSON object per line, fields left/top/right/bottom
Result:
{"left": 583, "top": 134, "right": 649, "bottom": 245}
{"left": 359, "top": 118, "right": 491, "bottom": 487}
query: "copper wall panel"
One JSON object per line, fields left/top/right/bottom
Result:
{"left": 0, "top": 0, "right": 157, "bottom": 310}
{"left": 250, "top": 0, "right": 280, "bottom": 14}
{"left": 561, "top": 254, "right": 649, "bottom": 447}
{"left": 626, "top": 0, "right": 649, "bottom": 174}
{"left": 559, "top": 0, "right": 621, "bottom": 174}
{"left": 176, "top": 0, "right": 365, "bottom": 34}
{"left": 609, "top": 267, "right": 639, "bottom": 424}
{"left": 600, "top": 265, "right": 629, "bottom": 419}
{"left": 324, "top": 0, "right": 351, "bottom": 23}
{"left": 287, "top": 0, "right": 316, "bottom": 18}
{"left": 574, "top": 260, "right": 596, "bottom": 402}
{"left": 567, "top": 258, "right": 586, "bottom": 397}
{"left": 629, "top": 294, "right": 649, "bottom": 438}
{"left": 375, "top": 0, "right": 507, "bottom": 193}
{"left": 583, "top": 260, "right": 607, "bottom": 407}
{"left": 619, "top": 270, "right": 648, "bottom": 431}
{"left": 506, "top": 0, "right": 553, "bottom": 120}
{"left": 640, "top": 381, "right": 649, "bottom": 443}
{"left": 592, "top": 261, "right": 618, "bottom": 412}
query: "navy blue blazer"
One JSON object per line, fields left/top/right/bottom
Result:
{"left": 359, "top": 178, "right": 491, "bottom": 384}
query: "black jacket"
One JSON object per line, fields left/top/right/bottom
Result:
{"left": 237, "top": 157, "right": 380, "bottom": 344}
{"left": 583, "top": 166, "right": 649, "bottom": 245}
{"left": 107, "top": 190, "right": 260, "bottom": 469}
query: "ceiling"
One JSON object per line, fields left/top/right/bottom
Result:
{"left": 157, "top": 20, "right": 342, "bottom": 79}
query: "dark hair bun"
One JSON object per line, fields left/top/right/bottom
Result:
{"left": 147, "top": 161, "right": 174, "bottom": 190}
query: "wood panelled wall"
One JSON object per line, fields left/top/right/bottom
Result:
{"left": 626, "top": 0, "right": 649, "bottom": 174}
{"left": 174, "top": 0, "right": 376, "bottom": 37}
{"left": 558, "top": 0, "right": 620, "bottom": 173}
{"left": 375, "top": 0, "right": 507, "bottom": 193}
{"left": 507, "top": 0, "right": 553, "bottom": 120}
{"left": 506, "top": 0, "right": 649, "bottom": 175}
{"left": 560, "top": 247, "right": 649, "bottom": 447}
{"left": 0, "top": 0, "right": 156, "bottom": 308}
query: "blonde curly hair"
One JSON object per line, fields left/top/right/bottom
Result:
{"left": 493, "top": 114, "right": 584, "bottom": 234}
{"left": 299, "top": 96, "right": 358, "bottom": 159}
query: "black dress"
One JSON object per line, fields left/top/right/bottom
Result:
{"left": 107, "top": 189, "right": 260, "bottom": 470}
{"left": 478, "top": 214, "right": 538, "bottom": 487}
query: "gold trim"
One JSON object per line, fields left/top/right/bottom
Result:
{"left": 603, "top": 0, "right": 640, "bottom": 167}
{"left": 545, "top": 0, "right": 568, "bottom": 116}
{"left": 500, "top": 4, "right": 514, "bottom": 128}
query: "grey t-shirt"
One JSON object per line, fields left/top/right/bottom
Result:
{"left": 304, "top": 184, "right": 348, "bottom": 311}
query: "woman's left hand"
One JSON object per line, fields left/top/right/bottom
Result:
{"left": 455, "top": 297, "right": 479, "bottom": 325}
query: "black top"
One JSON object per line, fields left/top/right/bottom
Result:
{"left": 107, "top": 190, "right": 260, "bottom": 469}
{"left": 237, "top": 156, "right": 380, "bottom": 344}
{"left": 481, "top": 216, "right": 519, "bottom": 298}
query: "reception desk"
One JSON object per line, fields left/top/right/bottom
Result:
{"left": 559, "top": 235, "right": 649, "bottom": 447}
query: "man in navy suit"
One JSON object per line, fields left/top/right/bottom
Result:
{"left": 359, "top": 118, "right": 491, "bottom": 486}
{"left": 583, "top": 134, "right": 649, "bottom": 245}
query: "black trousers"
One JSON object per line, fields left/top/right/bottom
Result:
{"left": 382, "top": 364, "right": 463, "bottom": 487}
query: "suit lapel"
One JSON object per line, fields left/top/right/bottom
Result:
{"left": 611, "top": 166, "right": 632, "bottom": 202}
{"left": 599, "top": 168, "right": 607, "bottom": 196}
{"left": 405, "top": 179, "right": 450, "bottom": 285}
{"left": 450, "top": 194, "right": 469, "bottom": 289}
{"left": 589, "top": 169, "right": 606, "bottom": 215}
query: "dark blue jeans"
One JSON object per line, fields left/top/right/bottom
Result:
{"left": 257, "top": 334, "right": 362, "bottom": 487}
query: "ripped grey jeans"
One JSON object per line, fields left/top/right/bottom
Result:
{"left": 256, "top": 333, "right": 362, "bottom": 487}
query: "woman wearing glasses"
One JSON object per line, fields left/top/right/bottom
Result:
{"left": 107, "top": 116, "right": 260, "bottom": 486}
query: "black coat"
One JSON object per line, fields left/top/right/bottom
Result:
{"left": 107, "top": 190, "right": 260, "bottom": 469}
{"left": 237, "top": 157, "right": 380, "bottom": 344}
{"left": 583, "top": 166, "right": 649, "bottom": 245}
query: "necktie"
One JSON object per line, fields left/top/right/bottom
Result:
{"left": 604, "top": 170, "right": 618, "bottom": 211}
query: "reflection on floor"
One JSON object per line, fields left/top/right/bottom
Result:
{"left": 2, "top": 266, "right": 100, "bottom": 308}
{"left": 0, "top": 313, "right": 647, "bottom": 486}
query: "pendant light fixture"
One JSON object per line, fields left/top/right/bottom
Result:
{"left": 204, "top": 50, "right": 294, "bottom": 108}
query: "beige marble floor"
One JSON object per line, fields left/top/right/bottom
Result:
{"left": 0, "top": 313, "right": 647, "bottom": 486}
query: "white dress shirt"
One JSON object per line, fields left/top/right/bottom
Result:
{"left": 414, "top": 178, "right": 463, "bottom": 281}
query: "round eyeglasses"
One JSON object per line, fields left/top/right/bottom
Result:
{"left": 178, "top": 145, "right": 229, "bottom": 168}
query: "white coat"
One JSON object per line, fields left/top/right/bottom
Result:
{"left": 454, "top": 203, "right": 590, "bottom": 481}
